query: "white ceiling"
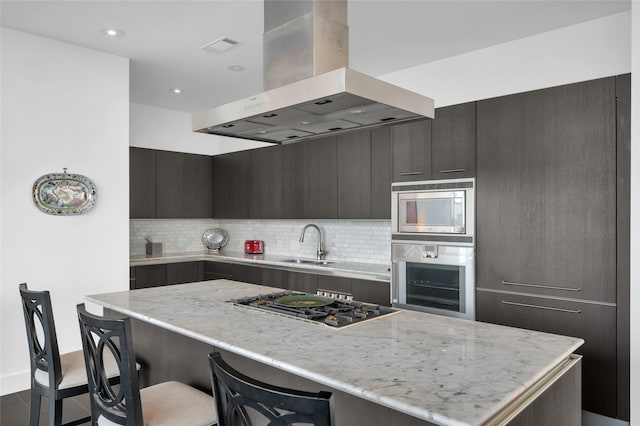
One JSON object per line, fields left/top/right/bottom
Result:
{"left": 1, "top": 0, "right": 630, "bottom": 113}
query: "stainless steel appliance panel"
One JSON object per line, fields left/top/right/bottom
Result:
{"left": 392, "top": 243, "right": 475, "bottom": 320}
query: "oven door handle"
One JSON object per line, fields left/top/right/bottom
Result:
{"left": 391, "top": 261, "right": 399, "bottom": 304}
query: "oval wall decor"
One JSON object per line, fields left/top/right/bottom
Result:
{"left": 32, "top": 169, "right": 97, "bottom": 215}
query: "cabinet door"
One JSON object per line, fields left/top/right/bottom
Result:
{"left": 392, "top": 120, "right": 431, "bottom": 182}
{"left": 286, "top": 271, "right": 317, "bottom": 293}
{"left": 212, "top": 151, "right": 251, "bottom": 218}
{"left": 182, "top": 153, "right": 212, "bottom": 218}
{"left": 476, "top": 289, "right": 617, "bottom": 418}
{"left": 351, "top": 279, "right": 390, "bottom": 306}
{"left": 476, "top": 77, "right": 616, "bottom": 303}
{"left": 257, "top": 267, "right": 288, "bottom": 289}
{"left": 132, "top": 264, "right": 167, "bottom": 289}
{"left": 370, "top": 127, "right": 392, "bottom": 219}
{"left": 431, "top": 102, "right": 476, "bottom": 179}
{"left": 306, "top": 136, "right": 337, "bottom": 218}
{"left": 281, "top": 142, "right": 307, "bottom": 219}
{"left": 130, "top": 148, "right": 156, "bottom": 218}
{"left": 203, "top": 262, "right": 237, "bottom": 280}
{"left": 167, "top": 261, "right": 203, "bottom": 285}
{"left": 337, "top": 130, "right": 371, "bottom": 218}
{"left": 317, "top": 275, "right": 351, "bottom": 294}
{"left": 156, "top": 151, "right": 211, "bottom": 218}
{"left": 251, "top": 145, "right": 282, "bottom": 219}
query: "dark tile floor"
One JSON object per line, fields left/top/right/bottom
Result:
{"left": 1, "top": 389, "right": 91, "bottom": 426}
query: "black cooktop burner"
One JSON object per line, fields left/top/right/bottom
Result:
{"left": 229, "top": 289, "right": 396, "bottom": 328}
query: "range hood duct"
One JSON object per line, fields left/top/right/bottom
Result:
{"left": 192, "top": 0, "right": 434, "bottom": 144}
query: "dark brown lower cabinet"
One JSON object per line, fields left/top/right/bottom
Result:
{"left": 317, "top": 275, "right": 351, "bottom": 294}
{"left": 476, "top": 289, "right": 616, "bottom": 418}
{"left": 134, "top": 261, "right": 390, "bottom": 306}
{"left": 132, "top": 262, "right": 204, "bottom": 289}
{"left": 204, "top": 262, "right": 389, "bottom": 305}
{"left": 131, "top": 264, "right": 166, "bottom": 289}
{"left": 167, "top": 262, "right": 204, "bottom": 285}
{"left": 352, "top": 279, "right": 391, "bottom": 307}
{"left": 286, "top": 271, "right": 318, "bottom": 294}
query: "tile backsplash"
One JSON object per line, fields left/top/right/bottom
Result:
{"left": 130, "top": 219, "right": 392, "bottom": 265}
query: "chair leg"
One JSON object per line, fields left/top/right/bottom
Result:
{"left": 49, "top": 397, "right": 63, "bottom": 426}
{"left": 28, "top": 390, "right": 41, "bottom": 426}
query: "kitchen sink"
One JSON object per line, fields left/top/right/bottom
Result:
{"left": 280, "top": 258, "right": 334, "bottom": 266}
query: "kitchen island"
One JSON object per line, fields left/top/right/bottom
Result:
{"left": 87, "top": 280, "right": 583, "bottom": 426}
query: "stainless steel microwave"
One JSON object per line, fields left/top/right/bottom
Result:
{"left": 391, "top": 178, "right": 475, "bottom": 244}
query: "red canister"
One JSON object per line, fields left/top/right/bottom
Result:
{"left": 244, "top": 240, "right": 264, "bottom": 254}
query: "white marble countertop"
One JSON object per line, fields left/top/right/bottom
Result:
{"left": 130, "top": 250, "right": 391, "bottom": 282}
{"left": 87, "top": 280, "right": 583, "bottom": 426}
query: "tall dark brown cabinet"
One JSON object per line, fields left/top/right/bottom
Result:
{"left": 475, "top": 75, "right": 627, "bottom": 420}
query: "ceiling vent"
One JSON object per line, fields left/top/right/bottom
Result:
{"left": 200, "top": 37, "right": 240, "bottom": 54}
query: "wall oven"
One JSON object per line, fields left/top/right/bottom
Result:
{"left": 391, "top": 178, "right": 475, "bottom": 320}
{"left": 392, "top": 242, "right": 475, "bottom": 320}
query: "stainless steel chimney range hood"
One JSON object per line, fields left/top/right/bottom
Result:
{"left": 192, "top": 0, "right": 434, "bottom": 144}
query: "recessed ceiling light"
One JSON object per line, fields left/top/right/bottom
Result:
{"left": 170, "top": 88, "right": 182, "bottom": 94}
{"left": 100, "top": 28, "right": 125, "bottom": 38}
{"left": 200, "top": 37, "right": 240, "bottom": 54}
{"left": 227, "top": 65, "right": 246, "bottom": 72}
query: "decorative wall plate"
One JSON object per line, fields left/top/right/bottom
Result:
{"left": 202, "top": 228, "right": 229, "bottom": 251}
{"left": 32, "top": 170, "right": 97, "bottom": 215}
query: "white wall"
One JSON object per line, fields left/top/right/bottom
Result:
{"left": 0, "top": 28, "right": 130, "bottom": 394}
{"left": 130, "top": 103, "right": 269, "bottom": 155}
{"left": 629, "top": 3, "right": 639, "bottom": 424}
{"left": 381, "top": 12, "right": 631, "bottom": 107}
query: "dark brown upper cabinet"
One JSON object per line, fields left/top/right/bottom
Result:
{"left": 431, "top": 102, "right": 476, "bottom": 179}
{"left": 306, "top": 136, "right": 338, "bottom": 219}
{"left": 370, "top": 127, "right": 393, "bottom": 219}
{"left": 211, "top": 150, "right": 251, "bottom": 218}
{"left": 156, "top": 150, "right": 212, "bottom": 218}
{"left": 337, "top": 130, "right": 372, "bottom": 219}
{"left": 130, "top": 148, "right": 211, "bottom": 219}
{"left": 281, "top": 142, "right": 307, "bottom": 219}
{"left": 476, "top": 76, "right": 617, "bottom": 303}
{"left": 392, "top": 120, "right": 432, "bottom": 182}
{"left": 130, "top": 147, "right": 157, "bottom": 218}
{"left": 251, "top": 145, "right": 282, "bottom": 219}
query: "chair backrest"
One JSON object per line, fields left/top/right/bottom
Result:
{"left": 76, "top": 303, "right": 142, "bottom": 426}
{"left": 19, "top": 283, "right": 63, "bottom": 391}
{"left": 208, "top": 352, "right": 334, "bottom": 426}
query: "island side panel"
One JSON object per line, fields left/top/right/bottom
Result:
{"left": 508, "top": 357, "right": 581, "bottom": 426}
{"left": 125, "top": 314, "right": 438, "bottom": 426}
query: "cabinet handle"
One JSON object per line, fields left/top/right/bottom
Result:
{"left": 501, "top": 300, "right": 581, "bottom": 314}
{"left": 439, "top": 168, "right": 467, "bottom": 174}
{"left": 501, "top": 280, "right": 581, "bottom": 292}
{"left": 400, "top": 171, "right": 424, "bottom": 176}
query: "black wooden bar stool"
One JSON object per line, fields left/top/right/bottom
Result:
{"left": 19, "top": 283, "right": 123, "bottom": 426}
{"left": 76, "top": 303, "right": 217, "bottom": 426}
{"left": 208, "top": 351, "right": 334, "bottom": 426}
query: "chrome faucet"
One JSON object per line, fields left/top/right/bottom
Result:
{"left": 299, "top": 224, "right": 327, "bottom": 260}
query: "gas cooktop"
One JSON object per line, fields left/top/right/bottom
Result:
{"left": 229, "top": 289, "right": 396, "bottom": 328}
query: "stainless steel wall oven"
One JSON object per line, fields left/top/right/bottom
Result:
{"left": 391, "top": 178, "right": 475, "bottom": 320}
